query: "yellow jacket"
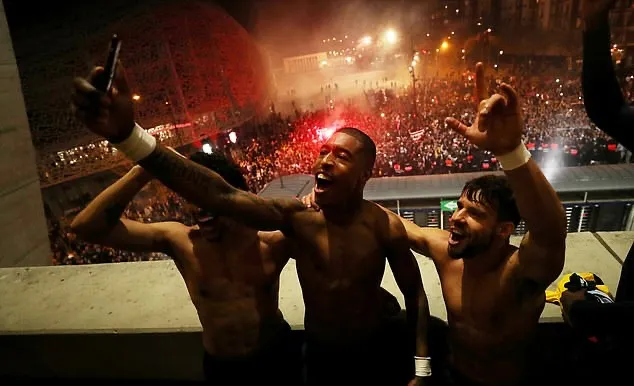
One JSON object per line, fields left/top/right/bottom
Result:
{"left": 545, "top": 272, "right": 614, "bottom": 308}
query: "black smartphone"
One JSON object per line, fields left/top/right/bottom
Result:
{"left": 95, "top": 34, "right": 122, "bottom": 93}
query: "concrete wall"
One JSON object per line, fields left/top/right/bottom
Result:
{"left": 0, "top": 231, "right": 631, "bottom": 380}
{"left": 0, "top": 2, "right": 50, "bottom": 267}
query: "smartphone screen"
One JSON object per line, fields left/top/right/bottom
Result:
{"left": 96, "top": 34, "right": 121, "bottom": 93}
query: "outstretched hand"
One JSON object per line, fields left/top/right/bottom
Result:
{"left": 301, "top": 189, "right": 320, "bottom": 211}
{"left": 444, "top": 63, "right": 523, "bottom": 156}
{"left": 71, "top": 64, "right": 136, "bottom": 142}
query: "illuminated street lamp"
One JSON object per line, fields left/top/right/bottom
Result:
{"left": 499, "top": 50, "right": 504, "bottom": 55}
{"left": 132, "top": 94, "right": 141, "bottom": 101}
{"left": 360, "top": 35, "right": 372, "bottom": 46}
{"left": 384, "top": 29, "right": 398, "bottom": 44}
{"left": 440, "top": 41, "right": 449, "bottom": 51}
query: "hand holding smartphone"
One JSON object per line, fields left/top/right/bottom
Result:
{"left": 94, "top": 34, "right": 122, "bottom": 93}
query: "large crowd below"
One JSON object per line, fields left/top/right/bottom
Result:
{"left": 48, "top": 60, "right": 633, "bottom": 265}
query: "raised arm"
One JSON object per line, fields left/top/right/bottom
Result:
{"left": 71, "top": 66, "right": 305, "bottom": 233}
{"left": 505, "top": 159, "right": 566, "bottom": 285}
{"left": 446, "top": 64, "right": 566, "bottom": 288}
{"left": 137, "top": 144, "right": 304, "bottom": 232}
{"left": 582, "top": 0, "right": 634, "bottom": 149}
{"left": 382, "top": 209, "right": 430, "bottom": 383}
{"left": 70, "top": 165, "right": 178, "bottom": 254}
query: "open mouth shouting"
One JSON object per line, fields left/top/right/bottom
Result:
{"left": 314, "top": 172, "right": 335, "bottom": 194}
{"left": 448, "top": 227, "right": 468, "bottom": 246}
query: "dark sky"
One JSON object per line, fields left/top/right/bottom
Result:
{"left": 3, "top": 0, "right": 256, "bottom": 32}
{"left": 4, "top": 0, "right": 428, "bottom": 57}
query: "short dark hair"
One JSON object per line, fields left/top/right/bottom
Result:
{"left": 461, "top": 175, "right": 521, "bottom": 226}
{"left": 335, "top": 127, "right": 376, "bottom": 169}
{"left": 189, "top": 151, "right": 249, "bottom": 191}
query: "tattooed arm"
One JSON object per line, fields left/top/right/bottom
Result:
{"left": 71, "top": 165, "right": 180, "bottom": 254}
{"left": 137, "top": 144, "right": 305, "bottom": 233}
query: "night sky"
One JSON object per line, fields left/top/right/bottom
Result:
{"left": 4, "top": 0, "right": 429, "bottom": 57}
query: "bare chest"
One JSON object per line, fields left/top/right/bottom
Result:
{"left": 174, "top": 238, "right": 279, "bottom": 301}
{"left": 295, "top": 219, "right": 386, "bottom": 290}
{"left": 440, "top": 261, "right": 521, "bottom": 331}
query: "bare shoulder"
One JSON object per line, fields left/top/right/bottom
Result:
{"left": 363, "top": 200, "right": 397, "bottom": 231}
{"left": 289, "top": 206, "right": 326, "bottom": 227}
{"left": 364, "top": 200, "right": 450, "bottom": 257}
{"left": 161, "top": 222, "right": 196, "bottom": 244}
{"left": 364, "top": 200, "right": 395, "bottom": 220}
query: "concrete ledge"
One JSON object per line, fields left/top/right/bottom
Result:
{"left": 0, "top": 232, "right": 630, "bottom": 380}
{"left": 0, "top": 232, "right": 630, "bottom": 335}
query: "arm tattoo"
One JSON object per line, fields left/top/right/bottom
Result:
{"left": 104, "top": 203, "right": 127, "bottom": 227}
{"left": 138, "top": 145, "right": 233, "bottom": 206}
{"left": 138, "top": 145, "right": 296, "bottom": 230}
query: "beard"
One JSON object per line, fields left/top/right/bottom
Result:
{"left": 448, "top": 229, "right": 495, "bottom": 259}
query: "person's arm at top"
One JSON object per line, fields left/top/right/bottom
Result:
{"left": 446, "top": 64, "right": 566, "bottom": 289}
{"left": 71, "top": 66, "right": 305, "bottom": 233}
{"left": 383, "top": 210, "right": 430, "bottom": 385}
{"left": 70, "top": 165, "right": 178, "bottom": 254}
{"left": 582, "top": 0, "right": 634, "bottom": 149}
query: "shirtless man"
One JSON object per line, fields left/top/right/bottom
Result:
{"left": 72, "top": 67, "right": 430, "bottom": 385}
{"left": 70, "top": 152, "right": 300, "bottom": 385}
{"left": 303, "top": 64, "right": 567, "bottom": 385}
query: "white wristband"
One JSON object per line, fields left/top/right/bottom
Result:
{"left": 111, "top": 123, "right": 157, "bottom": 162}
{"left": 496, "top": 143, "right": 531, "bottom": 171}
{"left": 414, "top": 356, "right": 432, "bottom": 377}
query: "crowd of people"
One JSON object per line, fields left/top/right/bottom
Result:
{"left": 49, "top": 182, "right": 192, "bottom": 265}
{"left": 235, "top": 62, "right": 624, "bottom": 192}
{"left": 48, "top": 59, "right": 631, "bottom": 265}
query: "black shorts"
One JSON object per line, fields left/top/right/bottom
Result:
{"left": 203, "top": 321, "right": 302, "bottom": 386}
{"left": 304, "top": 317, "right": 412, "bottom": 386}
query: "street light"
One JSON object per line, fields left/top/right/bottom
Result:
{"left": 360, "top": 35, "right": 372, "bottom": 46}
{"left": 440, "top": 41, "right": 449, "bottom": 51}
{"left": 132, "top": 94, "right": 141, "bottom": 101}
{"left": 384, "top": 29, "right": 398, "bottom": 44}
{"left": 499, "top": 50, "right": 504, "bottom": 55}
